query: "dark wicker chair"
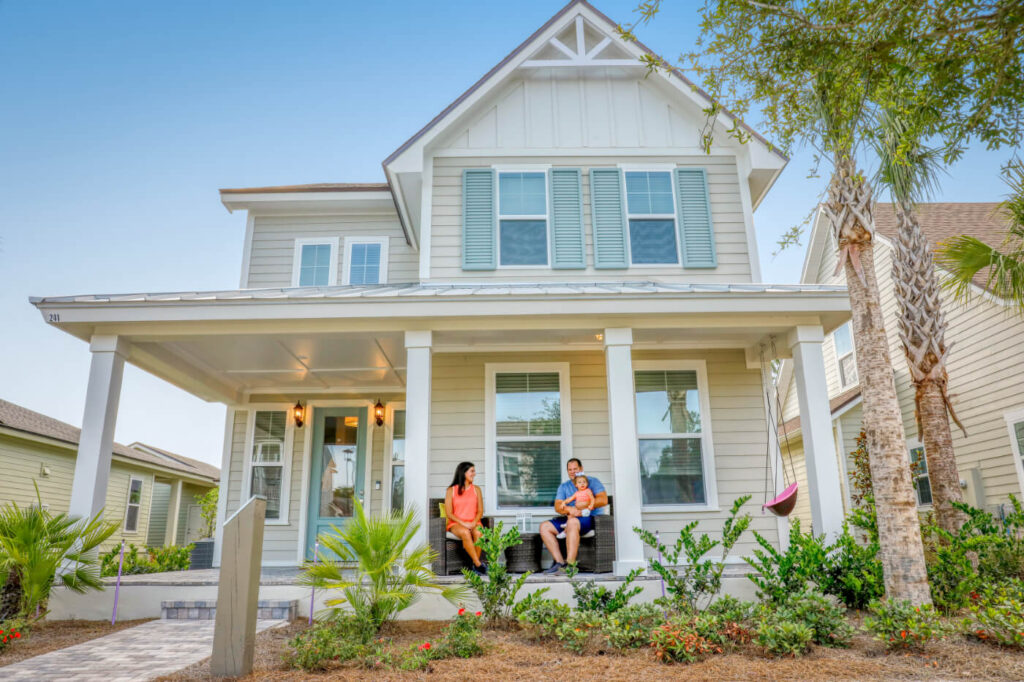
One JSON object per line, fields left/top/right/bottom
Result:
{"left": 555, "top": 495, "right": 615, "bottom": 573}
{"left": 429, "top": 497, "right": 493, "bottom": 576}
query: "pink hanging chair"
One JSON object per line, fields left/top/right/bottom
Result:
{"left": 762, "top": 481, "right": 799, "bottom": 517}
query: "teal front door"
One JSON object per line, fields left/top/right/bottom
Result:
{"left": 305, "top": 407, "right": 368, "bottom": 559}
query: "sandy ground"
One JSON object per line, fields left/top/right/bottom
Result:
{"left": 0, "top": 618, "right": 154, "bottom": 667}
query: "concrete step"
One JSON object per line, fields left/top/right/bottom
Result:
{"left": 161, "top": 599, "right": 297, "bottom": 621}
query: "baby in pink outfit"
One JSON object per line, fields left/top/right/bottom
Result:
{"left": 564, "top": 474, "right": 595, "bottom": 516}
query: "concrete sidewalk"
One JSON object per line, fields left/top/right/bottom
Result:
{"left": 1, "top": 619, "right": 286, "bottom": 681}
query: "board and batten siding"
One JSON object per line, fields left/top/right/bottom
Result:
{"left": 429, "top": 156, "right": 752, "bottom": 283}
{"left": 245, "top": 213, "right": 418, "bottom": 288}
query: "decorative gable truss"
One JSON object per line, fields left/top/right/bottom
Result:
{"left": 521, "top": 15, "right": 638, "bottom": 69}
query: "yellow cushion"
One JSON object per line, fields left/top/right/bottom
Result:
{"left": 438, "top": 502, "right": 447, "bottom": 519}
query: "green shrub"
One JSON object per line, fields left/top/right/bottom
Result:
{"left": 773, "top": 590, "right": 853, "bottom": 647}
{"left": 746, "top": 519, "right": 827, "bottom": 605}
{"left": 705, "top": 594, "right": 757, "bottom": 623}
{"left": 968, "top": 579, "right": 1024, "bottom": 648}
{"left": 864, "top": 599, "right": 949, "bottom": 649}
{"left": 196, "top": 488, "right": 218, "bottom": 539}
{"left": 565, "top": 562, "right": 641, "bottom": 614}
{"left": 462, "top": 523, "right": 538, "bottom": 624}
{"left": 635, "top": 495, "right": 752, "bottom": 611}
{"left": 600, "top": 602, "right": 662, "bottom": 649}
{"left": 819, "top": 526, "right": 884, "bottom": 609}
{"left": 554, "top": 610, "right": 603, "bottom": 654}
{"left": 149, "top": 544, "right": 192, "bottom": 572}
{"left": 0, "top": 618, "right": 27, "bottom": 652}
{"left": 440, "top": 609, "right": 485, "bottom": 658}
{"left": 754, "top": 619, "right": 814, "bottom": 657}
{"left": 100, "top": 543, "right": 192, "bottom": 577}
{"left": 285, "top": 615, "right": 371, "bottom": 671}
{"left": 516, "top": 596, "right": 570, "bottom": 639}
{"left": 649, "top": 622, "right": 723, "bottom": 664}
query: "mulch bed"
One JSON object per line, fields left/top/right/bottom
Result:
{"left": 0, "top": 618, "right": 154, "bottom": 667}
{"left": 160, "top": 616, "right": 1024, "bottom": 681}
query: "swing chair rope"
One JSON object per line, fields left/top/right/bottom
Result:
{"left": 769, "top": 336, "right": 799, "bottom": 485}
{"left": 759, "top": 338, "right": 797, "bottom": 508}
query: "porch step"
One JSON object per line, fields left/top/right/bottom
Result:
{"left": 161, "top": 599, "right": 298, "bottom": 621}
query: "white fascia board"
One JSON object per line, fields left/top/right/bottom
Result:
{"left": 220, "top": 191, "right": 396, "bottom": 213}
{"left": 800, "top": 205, "right": 831, "bottom": 285}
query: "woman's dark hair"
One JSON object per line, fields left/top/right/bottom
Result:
{"left": 450, "top": 461, "right": 475, "bottom": 493}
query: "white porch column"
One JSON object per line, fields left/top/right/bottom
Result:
{"left": 165, "top": 479, "right": 183, "bottom": 546}
{"left": 69, "top": 335, "right": 128, "bottom": 520}
{"left": 603, "top": 328, "right": 646, "bottom": 575}
{"left": 788, "top": 325, "right": 844, "bottom": 541}
{"left": 404, "top": 330, "right": 432, "bottom": 548}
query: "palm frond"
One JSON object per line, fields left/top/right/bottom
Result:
{"left": 937, "top": 234, "right": 1024, "bottom": 306}
{"left": 870, "top": 107, "right": 945, "bottom": 205}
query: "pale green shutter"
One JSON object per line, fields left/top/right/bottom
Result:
{"left": 548, "top": 168, "right": 586, "bottom": 269}
{"left": 589, "top": 168, "right": 628, "bottom": 269}
{"left": 675, "top": 168, "right": 717, "bottom": 268}
{"left": 462, "top": 169, "right": 496, "bottom": 270}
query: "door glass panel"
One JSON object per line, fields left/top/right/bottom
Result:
{"left": 319, "top": 416, "right": 359, "bottom": 518}
{"left": 391, "top": 465, "right": 405, "bottom": 513}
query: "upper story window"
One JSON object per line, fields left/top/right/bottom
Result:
{"left": 909, "top": 445, "right": 932, "bottom": 506}
{"left": 833, "top": 322, "right": 858, "bottom": 389}
{"left": 343, "top": 236, "right": 389, "bottom": 285}
{"left": 625, "top": 171, "right": 679, "bottom": 265}
{"left": 292, "top": 238, "right": 338, "bottom": 287}
{"left": 498, "top": 171, "right": 548, "bottom": 266}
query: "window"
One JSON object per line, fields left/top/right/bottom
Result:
{"left": 833, "top": 322, "right": 859, "bottom": 388}
{"left": 123, "top": 477, "right": 143, "bottom": 532}
{"left": 1008, "top": 413, "right": 1024, "bottom": 498}
{"left": 292, "top": 239, "right": 338, "bottom": 287}
{"left": 343, "top": 236, "right": 389, "bottom": 285}
{"left": 909, "top": 445, "right": 933, "bottom": 506}
{"left": 498, "top": 171, "right": 548, "bottom": 266}
{"left": 249, "top": 410, "right": 289, "bottom": 521}
{"left": 486, "top": 364, "right": 571, "bottom": 511}
{"left": 389, "top": 408, "right": 406, "bottom": 513}
{"left": 633, "top": 361, "right": 717, "bottom": 509}
{"left": 625, "top": 170, "right": 678, "bottom": 265}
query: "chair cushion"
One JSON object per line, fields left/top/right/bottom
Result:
{"left": 446, "top": 531, "right": 459, "bottom": 541}
{"left": 582, "top": 530, "right": 596, "bottom": 538}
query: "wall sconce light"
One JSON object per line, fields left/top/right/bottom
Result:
{"left": 374, "top": 400, "right": 385, "bottom": 427}
{"left": 292, "top": 401, "right": 305, "bottom": 428}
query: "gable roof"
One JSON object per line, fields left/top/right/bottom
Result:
{"left": 0, "top": 398, "right": 219, "bottom": 484}
{"left": 779, "top": 386, "right": 861, "bottom": 436}
{"left": 220, "top": 183, "right": 389, "bottom": 195}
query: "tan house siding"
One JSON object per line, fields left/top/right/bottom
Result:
{"left": 246, "top": 213, "right": 418, "bottom": 288}
{"left": 429, "top": 156, "right": 752, "bottom": 283}
{"left": 779, "top": 437, "right": 812, "bottom": 531}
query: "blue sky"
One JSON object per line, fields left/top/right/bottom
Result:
{"left": 0, "top": 0, "right": 1012, "bottom": 467}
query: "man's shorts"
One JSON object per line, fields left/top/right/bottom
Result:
{"left": 549, "top": 514, "right": 595, "bottom": 536}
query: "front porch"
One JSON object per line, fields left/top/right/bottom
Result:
{"left": 33, "top": 281, "right": 851, "bottom": 578}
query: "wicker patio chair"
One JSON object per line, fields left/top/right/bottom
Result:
{"left": 428, "top": 497, "right": 493, "bottom": 576}
{"left": 556, "top": 495, "right": 615, "bottom": 573}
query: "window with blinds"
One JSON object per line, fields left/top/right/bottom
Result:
{"left": 498, "top": 172, "right": 548, "bottom": 266}
{"left": 625, "top": 171, "right": 679, "bottom": 265}
{"left": 251, "top": 410, "right": 287, "bottom": 520}
{"left": 635, "top": 369, "right": 707, "bottom": 505}
{"left": 493, "top": 371, "right": 564, "bottom": 508}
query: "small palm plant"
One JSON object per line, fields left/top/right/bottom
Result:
{"left": 0, "top": 493, "right": 118, "bottom": 621}
{"left": 300, "top": 500, "right": 466, "bottom": 632}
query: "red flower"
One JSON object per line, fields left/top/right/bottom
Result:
{"left": 419, "top": 642, "right": 431, "bottom": 651}
{"left": 13, "top": 632, "right": 19, "bottom": 638}
{"left": 900, "top": 630, "right": 908, "bottom": 639}
{"left": 458, "top": 607, "right": 466, "bottom": 616}
{"left": 475, "top": 611, "right": 482, "bottom": 617}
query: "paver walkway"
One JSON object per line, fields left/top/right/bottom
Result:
{"left": 1, "top": 619, "right": 286, "bottom": 681}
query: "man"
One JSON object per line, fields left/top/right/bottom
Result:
{"left": 540, "top": 458, "right": 608, "bottom": 573}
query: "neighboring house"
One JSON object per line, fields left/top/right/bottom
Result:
{"left": 0, "top": 399, "right": 219, "bottom": 550}
{"left": 30, "top": 0, "right": 853, "bottom": 573}
{"left": 779, "top": 202, "right": 1024, "bottom": 532}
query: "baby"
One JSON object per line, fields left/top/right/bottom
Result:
{"left": 565, "top": 473, "right": 595, "bottom": 516}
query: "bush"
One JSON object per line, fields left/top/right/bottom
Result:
{"left": 754, "top": 619, "right": 814, "bottom": 657}
{"left": 565, "top": 562, "right": 641, "bottom": 614}
{"left": 691, "top": 612, "right": 750, "bottom": 649}
{"left": 0, "top": 619, "right": 27, "bottom": 653}
{"left": 649, "top": 622, "right": 722, "bottom": 664}
{"left": 516, "top": 596, "right": 570, "bottom": 639}
{"left": 285, "top": 615, "right": 372, "bottom": 671}
{"left": 440, "top": 609, "right": 485, "bottom": 657}
{"left": 554, "top": 610, "right": 603, "bottom": 654}
{"left": 635, "top": 495, "right": 751, "bottom": 611}
{"left": 462, "top": 523, "right": 538, "bottom": 624}
{"left": 101, "top": 543, "right": 193, "bottom": 577}
{"left": 819, "top": 525, "right": 884, "bottom": 609}
{"left": 773, "top": 590, "right": 853, "bottom": 647}
{"left": 600, "top": 602, "right": 662, "bottom": 650}
{"left": 705, "top": 594, "right": 757, "bottom": 624}
{"left": 196, "top": 488, "right": 218, "bottom": 539}
{"left": 864, "top": 599, "right": 949, "bottom": 649}
{"left": 746, "top": 519, "right": 827, "bottom": 605}
{"left": 968, "top": 579, "right": 1024, "bottom": 648}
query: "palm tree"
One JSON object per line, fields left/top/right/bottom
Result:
{"left": 938, "top": 161, "right": 1024, "bottom": 309}
{"left": 300, "top": 500, "right": 466, "bottom": 631}
{"left": 871, "top": 111, "right": 967, "bottom": 535}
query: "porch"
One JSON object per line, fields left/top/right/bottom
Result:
{"left": 32, "top": 281, "right": 851, "bottom": 577}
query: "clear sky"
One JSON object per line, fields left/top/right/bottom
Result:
{"left": 0, "top": 0, "right": 1012, "bottom": 468}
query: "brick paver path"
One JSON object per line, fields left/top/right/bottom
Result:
{"left": 1, "top": 619, "right": 286, "bottom": 681}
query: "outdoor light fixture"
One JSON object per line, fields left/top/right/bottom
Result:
{"left": 374, "top": 400, "right": 385, "bottom": 426}
{"left": 292, "top": 401, "right": 305, "bottom": 428}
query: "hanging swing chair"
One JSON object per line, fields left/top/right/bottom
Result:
{"left": 759, "top": 338, "right": 799, "bottom": 518}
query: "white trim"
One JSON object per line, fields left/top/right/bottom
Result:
{"left": 1002, "top": 408, "right": 1024, "bottom": 500}
{"left": 621, "top": 168, "right": 682, "bottom": 268}
{"left": 240, "top": 406, "right": 296, "bottom": 525}
{"left": 633, "top": 359, "right": 719, "bottom": 512}
{"left": 239, "top": 213, "right": 255, "bottom": 289}
{"left": 494, "top": 168, "right": 550, "bottom": 269}
{"left": 484, "top": 362, "right": 573, "bottom": 516}
{"left": 294, "top": 399, "right": 376, "bottom": 564}
{"left": 211, "top": 407, "right": 235, "bottom": 567}
{"left": 419, "top": 155, "right": 433, "bottom": 281}
{"left": 736, "top": 151, "right": 763, "bottom": 282}
{"left": 342, "top": 236, "right": 390, "bottom": 286}
{"left": 123, "top": 475, "right": 144, "bottom": 534}
{"left": 833, "top": 416, "right": 852, "bottom": 516}
{"left": 382, "top": 401, "right": 407, "bottom": 514}
{"left": 291, "top": 237, "right": 340, "bottom": 287}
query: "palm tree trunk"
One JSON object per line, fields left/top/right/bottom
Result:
{"left": 824, "top": 158, "right": 932, "bottom": 605}
{"left": 892, "top": 200, "right": 966, "bottom": 535}
{"left": 0, "top": 570, "right": 23, "bottom": 622}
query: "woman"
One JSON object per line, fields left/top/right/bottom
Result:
{"left": 444, "top": 461, "right": 486, "bottom": 575}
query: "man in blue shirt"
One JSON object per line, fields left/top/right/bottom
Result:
{"left": 540, "top": 458, "right": 608, "bottom": 573}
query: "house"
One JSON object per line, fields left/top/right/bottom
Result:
{"left": 778, "top": 203, "right": 1024, "bottom": 531}
{"left": 0, "top": 399, "right": 219, "bottom": 550}
{"left": 29, "top": 0, "right": 852, "bottom": 574}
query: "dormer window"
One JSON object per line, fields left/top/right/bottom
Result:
{"left": 343, "top": 236, "right": 389, "bottom": 285}
{"left": 292, "top": 238, "right": 338, "bottom": 287}
{"left": 498, "top": 171, "right": 548, "bottom": 266}
{"left": 625, "top": 171, "right": 679, "bottom": 265}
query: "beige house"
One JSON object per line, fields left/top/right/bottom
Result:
{"left": 779, "top": 203, "right": 1024, "bottom": 531}
{"left": 30, "top": 1, "right": 854, "bottom": 573}
{"left": 0, "top": 399, "right": 219, "bottom": 550}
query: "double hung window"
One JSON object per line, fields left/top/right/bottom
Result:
{"left": 292, "top": 239, "right": 338, "bottom": 286}
{"left": 833, "top": 323, "right": 859, "bottom": 388}
{"left": 123, "top": 477, "right": 143, "bottom": 532}
{"left": 909, "top": 445, "right": 933, "bottom": 506}
{"left": 498, "top": 171, "right": 548, "bottom": 266}
{"left": 343, "top": 237, "right": 388, "bottom": 285}
{"left": 625, "top": 170, "right": 678, "bottom": 265}
{"left": 249, "top": 410, "right": 288, "bottom": 520}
